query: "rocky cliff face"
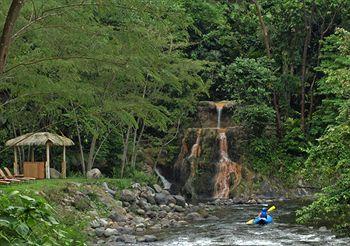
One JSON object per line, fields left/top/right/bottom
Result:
{"left": 173, "top": 102, "right": 245, "bottom": 200}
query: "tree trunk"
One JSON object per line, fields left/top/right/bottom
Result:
{"left": 300, "top": 1, "right": 312, "bottom": 133}
{"left": 0, "top": 0, "right": 25, "bottom": 74}
{"left": 87, "top": 135, "right": 97, "bottom": 172}
{"left": 308, "top": 12, "right": 336, "bottom": 124}
{"left": 131, "top": 122, "right": 145, "bottom": 168}
{"left": 120, "top": 126, "right": 131, "bottom": 178}
{"left": 253, "top": 0, "right": 282, "bottom": 138}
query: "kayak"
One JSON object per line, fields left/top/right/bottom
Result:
{"left": 253, "top": 215, "right": 273, "bottom": 225}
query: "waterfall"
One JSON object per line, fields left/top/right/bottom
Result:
{"left": 217, "top": 107, "right": 222, "bottom": 128}
{"left": 213, "top": 129, "right": 241, "bottom": 199}
{"left": 215, "top": 103, "right": 225, "bottom": 128}
{"left": 189, "top": 129, "right": 202, "bottom": 158}
{"left": 155, "top": 167, "right": 172, "bottom": 190}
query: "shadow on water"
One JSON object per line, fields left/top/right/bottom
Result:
{"left": 149, "top": 201, "right": 350, "bottom": 246}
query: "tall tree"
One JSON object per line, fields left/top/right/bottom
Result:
{"left": 0, "top": 0, "right": 25, "bottom": 74}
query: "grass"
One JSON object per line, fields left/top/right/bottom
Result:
{"left": 0, "top": 177, "right": 134, "bottom": 193}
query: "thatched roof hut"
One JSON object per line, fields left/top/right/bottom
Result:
{"left": 6, "top": 132, "right": 74, "bottom": 179}
{"left": 5, "top": 132, "right": 74, "bottom": 147}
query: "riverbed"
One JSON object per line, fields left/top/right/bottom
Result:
{"left": 151, "top": 202, "right": 349, "bottom": 245}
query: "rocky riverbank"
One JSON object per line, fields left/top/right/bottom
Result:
{"left": 89, "top": 183, "right": 220, "bottom": 245}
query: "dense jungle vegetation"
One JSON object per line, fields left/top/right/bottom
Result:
{"left": 0, "top": 0, "right": 349, "bottom": 240}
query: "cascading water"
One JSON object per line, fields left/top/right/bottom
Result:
{"left": 215, "top": 102, "right": 225, "bottom": 128}
{"left": 155, "top": 167, "right": 172, "bottom": 190}
{"left": 189, "top": 129, "right": 202, "bottom": 159}
{"left": 174, "top": 101, "right": 242, "bottom": 199}
{"left": 213, "top": 129, "right": 241, "bottom": 198}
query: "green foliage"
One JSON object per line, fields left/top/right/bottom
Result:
{"left": 297, "top": 169, "right": 350, "bottom": 236}
{"left": 298, "top": 29, "right": 350, "bottom": 235}
{"left": 0, "top": 191, "right": 82, "bottom": 245}
{"left": 216, "top": 57, "right": 276, "bottom": 134}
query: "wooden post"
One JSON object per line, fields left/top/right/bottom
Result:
{"left": 14, "top": 147, "right": 18, "bottom": 175}
{"left": 31, "top": 147, "right": 35, "bottom": 162}
{"left": 46, "top": 143, "right": 50, "bottom": 179}
{"left": 62, "top": 146, "right": 66, "bottom": 178}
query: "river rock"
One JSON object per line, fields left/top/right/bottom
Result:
{"left": 149, "top": 224, "right": 162, "bottom": 231}
{"left": 207, "top": 215, "right": 219, "bottom": 220}
{"left": 91, "top": 218, "right": 108, "bottom": 227}
{"left": 158, "top": 210, "right": 167, "bottom": 218}
{"left": 155, "top": 193, "right": 169, "bottom": 205}
{"left": 95, "top": 228, "right": 105, "bottom": 237}
{"left": 160, "top": 204, "right": 171, "bottom": 212}
{"left": 118, "top": 226, "right": 133, "bottom": 234}
{"left": 167, "top": 195, "right": 176, "bottom": 204}
{"left": 153, "top": 184, "right": 163, "bottom": 193}
{"left": 115, "top": 235, "right": 136, "bottom": 243}
{"left": 109, "top": 214, "right": 127, "bottom": 222}
{"left": 87, "top": 168, "right": 102, "bottom": 179}
{"left": 162, "top": 189, "right": 171, "bottom": 195}
{"left": 147, "top": 186, "right": 156, "bottom": 194}
{"left": 146, "top": 211, "right": 157, "bottom": 219}
{"left": 120, "top": 189, "right": 136, "bottom": 202}
{"left": 186, "top": 212, "right": 203, "bottom": 221}
{"left": 136, "top": 227, "right": 144, "bottom": 232}
{"left": 174, "top": 195, "right": 186, "bottom": 207}
{"left": 132, "top": 183, "right": 142, "bottom": 190}
{"left": 144, "top": 235, "right": 158, "bottom": 242}
{"left": 136, "top": 209, "right": 145, "bottom": 215}
{"left": 90, "top": 219, "right": 101, "bottom": 229}
{"left": 133, "top": 216, "right": 145, "bottom": 224}
{"left": 319, "top": 226, "right": 327, "bottom": 232}
{"left": 174, "top": 205, "right": 185, "bottom": 212}
{"left": 146, "top": 194, "right": 156, "bottom": 205}
{"left": 104, "top": 228, "right": 118, "bottom": 237}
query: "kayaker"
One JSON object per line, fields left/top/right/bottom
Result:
{"left": 258, "top": 207, "right": 268, "bottom": 218}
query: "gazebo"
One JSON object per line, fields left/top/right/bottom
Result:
{"left": 5, "top": 132, "right": 74, "bottom": 179}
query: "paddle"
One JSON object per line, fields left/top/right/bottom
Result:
{"left": 246, "top": 205, "right": 276, "bottom": 225}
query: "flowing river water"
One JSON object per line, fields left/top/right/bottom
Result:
{"left": 150, "top": 201, "right": 349, "bottom": 246}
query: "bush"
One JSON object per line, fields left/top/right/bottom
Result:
{"left": 0, "top": 191, "right": 83, "bottom": 245}
{"left": 297, "top": 170, "right": 350, "bottom": 236}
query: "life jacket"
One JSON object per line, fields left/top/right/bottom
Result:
{"left": 260, "top": 210, "right": 268, "bottom": 218}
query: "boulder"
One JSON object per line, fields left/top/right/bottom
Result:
{"left": 185, "top": 212, "right": 203, "bottom": 221}
{"left": 104, "top": 228, "right": 118, "bottom": 237}
{"left": 147, "top": 186, "right": 156, "bottom": 194}
{"left": 109, "top": 214, "right": 127, "bottom": 222}
{"left": 207, "top": 215, "right": 219, "bottom": 220}
{"left": 174, "top": 195, "right": 186, "bottom": 207}
{"left": 115, "top": 235, "right": 136, "bottom": 243}
{"left": 146, "top": 194, "right": 156, "bottom": 205}
{"left": 90, "top": 219, "right": 101, "bottom": 229}
{"left": 95, "top": 228, "right": 105, "bottom": 237}
{"left": 155, "top": 193, "right": 169, "bottom": 205}
{"left": 50, "top": 168, "right": 61, "bottom": 179}
{"left": 120, "top": 189, "right": 136, "bottom": 202}
{"left": 167, "top": 194, "right": 176, "bottom": 204}
{"left": 136, "top": 209, "right": 145, "bottom": 215}
{"left": 149, "top": 224, "right": 162, "bottom": 231}
{"left": 131, "top": 183, "right": 142, "bottom": 189}
{"left": 87, "top": 168, "right": 102, "bottom": 179}
{"left": 174, "top": 205, "right": 185, "bottom": 212}
{"left": 145, "top": 211, "right": 157, "bottom": 219}
{"left": 153, "top": 184, "right": 163, "bottom": 193}
{"left": 144, "top": 235, "right": 158, "bottom": 242}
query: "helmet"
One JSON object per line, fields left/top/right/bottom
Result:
{"left": 262, "top": 207, "right": 268, "bottom": 211}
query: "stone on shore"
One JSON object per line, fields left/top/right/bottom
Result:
{"left": 86, "top": 168, "right": 102, "bottom": 179}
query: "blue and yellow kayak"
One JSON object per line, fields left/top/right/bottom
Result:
{"left": 253, "top": 215, "right": 273, "bottom": 225}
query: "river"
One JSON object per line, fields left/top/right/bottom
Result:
{"left": 151, "top": 201, "right": 350, "bottom": 245}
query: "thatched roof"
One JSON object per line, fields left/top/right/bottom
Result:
{"left": 5, "top": 132, "right": 74, "bottom": 147}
